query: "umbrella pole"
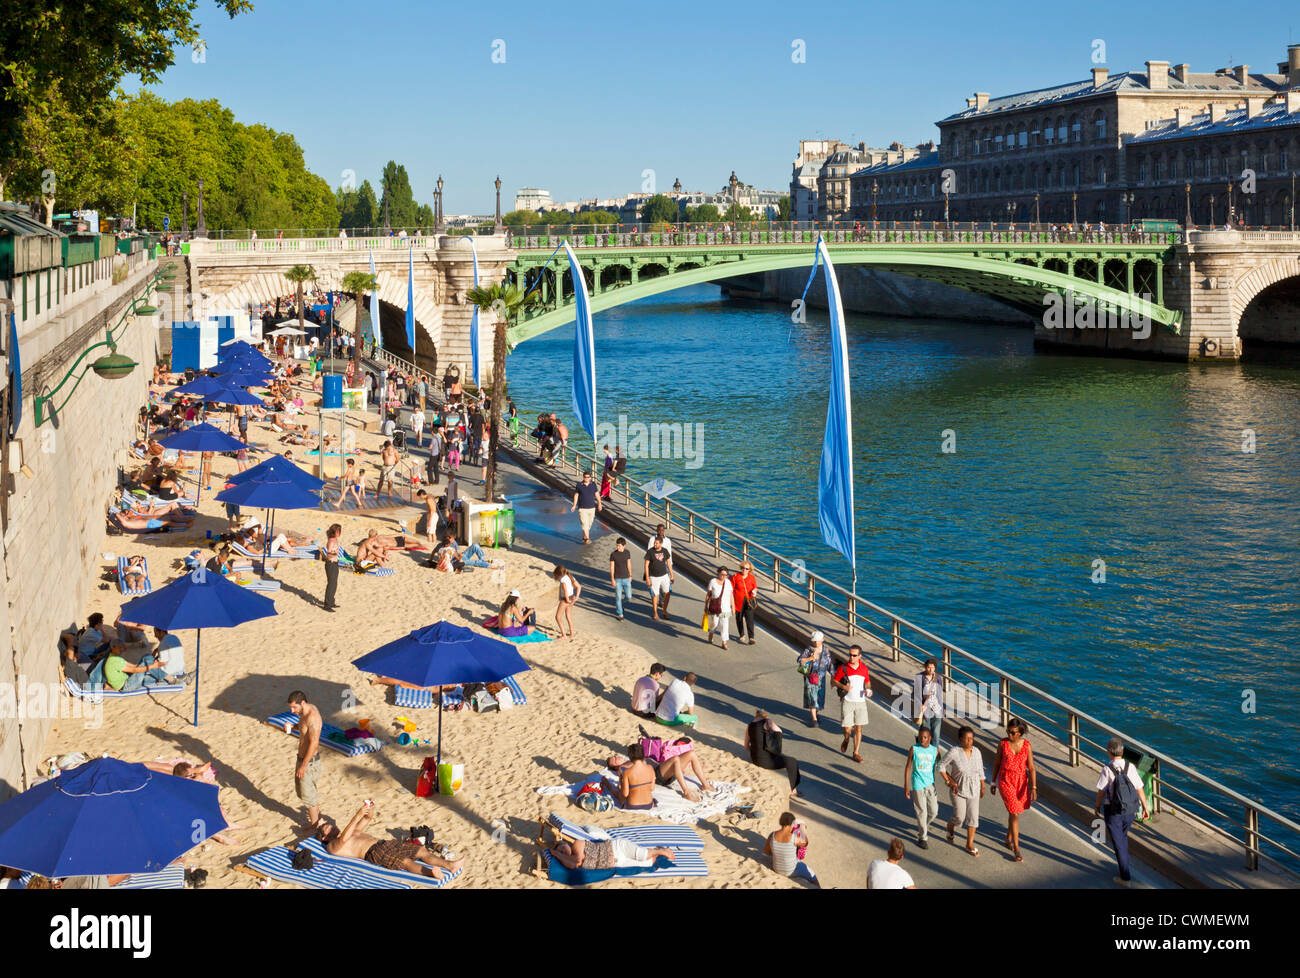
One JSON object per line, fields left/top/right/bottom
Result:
{"left": 193, "top": 629, "right": 202, "bottom": 727}
{"left": 436, "top": 696, "right": 443, "bottom": 774}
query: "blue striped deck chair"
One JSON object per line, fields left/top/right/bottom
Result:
{"left": 236, "top": 578, "right": 281, "bottom": 592}
{"left": 298, "top": 838, "right": 462, "bottom": 889}
{"left": 64, "top": 677, "right": 185, "bottom": 701}
{"left": 246, "top": 844, "right": 415, "bottom": 890}
{"left": 117, "top": 556, "right": 152, "bottom": 596}
{"left": 16, "top": 865, "right": 187, "bottom": 889}
{"left": 231, "top": 541, "right": 319, "bottom": 561}
{"left": 265, "top": 710, "right": 384, "bottom": 758}
{"left": 340, "top": 550, "right": 395, "bottom": 577}
{"left": 541, "top": 847, "right": 708, "bottom": 884}
{"left": 393, "top": 675, "right": 525, "bottom": 710}
{"left": 547, "top": 813, "right": 704, "bottom": 850}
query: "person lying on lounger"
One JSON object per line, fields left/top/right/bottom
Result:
{"left": 122, "top": 556, "right": 147, "bottom": 591}
{"left": 316, "top": 802, "right": 465, "bottom": 877}
{"left": 549, "top": 838, "right": 676, "bottom": 872}
{"left": 112, "top": 511, "right": 187, "bottom": 532}
{"left": 364, "top": 675, "right": 463, "bottom": 699}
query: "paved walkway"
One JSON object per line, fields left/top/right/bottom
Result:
{"left": 488, "top": 453, "right": 1175, "bottom": 889}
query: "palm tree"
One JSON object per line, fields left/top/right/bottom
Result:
{"left": 284, "top": 264, "right": 316, "bottom": 336}
{"left": 465, "top": 280, "right": 539, "bottom": 501}
{"left": 341, "top": 270, "right": 378, "bottom": 378}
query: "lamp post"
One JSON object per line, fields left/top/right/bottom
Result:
{"left": 1226, "top": 180, "right": 1235, "bottom": 226}
{"left": 1209, "top": 194, "right": 1215, "bottom": 225}
{"left": 1291, "top": 170, "right": 1296, "bottom": 231}
{"left": 871, "top": 179, "right": 878, "bottom": 225}
{"left": 1034, "top": 192, "right": 1040, "bottom": 225}
{"left": 194, "top": 178, "right": 208, "bottom": 238}
{"left": 944, "top": 188, "right": 950, "bottom": 225}
{"left": 181, "top": 192, "right": 189, "bottom": 239}
{"left": 1122, "top": 191, "right": 1133, "bottom": 225}
{"left": 1071, "top": 191, "right": 1078, "bottom": 225}
{"left": 494, "top": 175, "right": 503, "bottom": 232}
{"left": 435, "top": 175, "right": 445, "bottom": 232}
{"left": 1184, "top": 181, "right": 1192, "bottom": 227}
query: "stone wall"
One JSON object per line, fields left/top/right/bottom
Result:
{"left": 0, "top": 261, "right": 161, "bottom": 800}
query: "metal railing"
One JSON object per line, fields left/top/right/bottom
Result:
{"left": 505, "top": 421, "right": 1300, "bottom": 880}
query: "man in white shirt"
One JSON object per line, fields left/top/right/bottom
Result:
{"left": 150, "top": 627, "right": 186, "bottom": 677}
{"left": 1093, "top": 737, "right": 1150, "bottom": 886}
{"left": 646, "top": 523, "right": 673, "bottom": 558}
{"left": 866, "top": 838, "right": 916, "bottom": 889}
{"left": 655, "top": 672, "right": 698, "bottom": 728}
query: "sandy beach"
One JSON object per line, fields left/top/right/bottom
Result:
{"left": 42, "top": 381, "right": 801, "bottom": 889}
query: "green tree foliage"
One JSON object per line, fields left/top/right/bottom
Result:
{"left": 502, "top": 209, "right": 541, "bottom": 227}
{"left": 685, "top": 203, "right": 721, "bottom": 223}
{"left": 724, "top": 201, "right": 758, "bottom": 223}
{"left": 572, "top": 210, "right": 620, "bottom": 226}
{"left": 777, "top": 195, "right": 791, "bottom": 222}
{"left": 0, "top": 0, "right": 253, "bottom": 195}
{"left": 340, "top": 180, "right": 379, "bottom": 230}
{"left": 640, "top": 194, "right": 680, "bottom": 224}
{"left": 379, "top": 161, "right": 419, "bottom": 228}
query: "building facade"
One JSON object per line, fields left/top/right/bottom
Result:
{"left": 846, "top": 44, "right": 1300, "bottom": 226}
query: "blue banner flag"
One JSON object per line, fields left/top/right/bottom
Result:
{"left": 564, "top": 242, "right": 597, "bottom": 441}
{"left": 405, "top": 245, "right": 415, "bottom": 351}
{"left": 815, "top": 238, "right": 855, "bottom": 569}
{"left": 368, "top": 252, "right": 381, "bottom": 350}
{"left": 465, "top": 236, "right": 481, "bottom": 387}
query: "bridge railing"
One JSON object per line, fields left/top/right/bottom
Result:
{"left": 502, "top": 420, "right": 1300, "bottom": 880}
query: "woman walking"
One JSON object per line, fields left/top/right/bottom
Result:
{"left": 705, "top": 566, "right": 733, "bottom": 649}
{"left": 730, "top": 561, "right": 758, "bottom": 645}
{"left": 913, "top": 657, "right": 944, "bottom": 746}
{"left": 940, "top": 726, "right": 986, "bottom": 857}
{"left": 991, "top": 717, "right": 1036, "bottom": 861}
{"left": 796, "top": 631, "right": 832, "bottom": 728}
{"left": 322, "top": 523, "right": 342, "bottom": 612}
{"left": 552, "top": 564, "right": 580, "bottom": 639}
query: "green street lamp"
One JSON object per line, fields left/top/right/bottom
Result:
{"left": 91, "top": 349, "right": 139, "bottom": 380}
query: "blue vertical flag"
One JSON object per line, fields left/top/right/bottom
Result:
{"left": 405, "top": 245, "right": 416, "bottom": 352}
{"left": 6, "top": 311, "right": 21, "bottom": 437}
{"left": 815, "top": 237, "right": 855, "bottom": 570}
{"left": 564, "top": 242, "right": 597, "bottom": 441}
{"left": 368, "top": 251, "right": 381, "bottom": 350}
{"left": 465, "top": 236, "right": 481, "bottom": 387}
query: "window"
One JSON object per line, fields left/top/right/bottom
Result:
{"left": 995, "top": 134, "right": 1004, "bottom": 152}
{"left": 1058, "top": 122, "right": 1068, "bottom": 143}
{"left": 1093, "top": 112, "right": 1107, "bottom": 142}
{"left": 1071, "top": 118, "right": 1082, "bottom": 143}
{"left": 1044, "top": 124, "right": 1054, "bottom": 145}
{"left": 1018, "top": 129, "right": 1028, "bottom": 148}
{"left": 1281, "top": 148, "right": 1289, "bottom": 170}
{"left": 1072, "top": 163, "right": 1080, "bottom": 185}
{"left": 1138, "top": 161, "right": 1146, "bottom": 182}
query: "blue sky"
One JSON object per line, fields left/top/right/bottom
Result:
{"left": 128, "top": 0, "right": 1298, "bottom": 214}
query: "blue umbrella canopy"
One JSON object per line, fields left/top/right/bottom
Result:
{"left": 227, "top": 453, "right": 325, "bottom": 492}
{"left": 0, "top": 758, "right": 227, "bottom": 877}
{"left": 119, "top": 568, "right": 278, "bottom": 726}
{"left": 167, "top": 376, "right": 230, "bottom": 399}
{"left": 158, "top": 421, "right": 247, "bottom": 453}
{"left": 213, "top": 353, "right": 272, "bottom": 372}
{"left": 352, "top": 620, "right": 530, "bottom": 689}
{"left": 218, "top": 341, "right": 264, "bottom": 359}
{"left": 205, "top": 385, "right": 265, "bottom": 407}
{"left": 215, "top": 372, "right": 273, "bottom": 389}
{"left": 214, "top": 471, "right": 321, "bottom": 510}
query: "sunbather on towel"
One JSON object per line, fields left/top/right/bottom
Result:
{"left": 122, "top": 497, "right": 194, "bottom": 523}
{"left": 121, "top": 556, "right": 147, "bottom": 590}
{"left": 609, "top": 738, "right": 717, "bottom": 803}
{"left": 356, "top": 530, "right": 392, "bottom": 566}
{"left": 113, "top": 511, "right": 188, "bottom": 532}
{"left": 549, "top": 838, "right": 675, "bottom": 872}
{"left": 316, "top": 802, "right": 465, "bottom": 877}
{"left": 604, "top": 743, "right": 657, "bottom": 811}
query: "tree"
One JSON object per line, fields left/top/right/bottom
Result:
{"left": 573, "top": 210, "right": 619, "bottom": 227}
{"left": 503, "top": 209, "right": 540, "bottom": 227}
{"left": 346, "top": 180, "right": 379, "bottom": 231}
{"left": 284, "top": 265, "right": 317, "bottom": 333}
{"left": 380, "top": 161, "right": 419, "bottom": 229}
{"left": 465, "top": 281, "right": 540, "bottom": 502}
{"left": 640, "top": 194, "right": 680, "bottom": 225}
{"left": 724, "top": 201, "right": 757, "bottom": 223}
{"left": 686, "top": 203, "right": 721, "bottom": 224}
{"left": 777, "top": 195, "right": 792, "bottom": 222}
{"left": 341, "top": 271, "right": 379, "bottom": 377}
{"left": 0, "top": 0, "right": 252, "bottom": 198}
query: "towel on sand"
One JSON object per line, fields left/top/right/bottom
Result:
{"left": 536, "top": 771, "right": 749, "bottom": 825}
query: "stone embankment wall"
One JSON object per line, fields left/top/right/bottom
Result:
{"left": 0, "top": 261, "right": 161, "bottom": 800}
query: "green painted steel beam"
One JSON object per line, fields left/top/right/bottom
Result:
{"left": 506, "top": 247, "right": 1180, "bottom": 346}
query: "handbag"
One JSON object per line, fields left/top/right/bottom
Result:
{"left": 707, "top": 596, "right": 722, "bottom": 615}
{"left": 416, "top": 756, "right": 438, "bottom": 797}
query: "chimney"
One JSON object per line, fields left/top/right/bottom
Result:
{"left": 1209, "top": 102, "right": 1229, "bottom": 123}
{"left": 1233, "top": 64, "right": 1250, "bottom": 85}
{"left": 1290, "top": 44, "right": 1300, "bottom": 86}
{"left": 1288, "top": 90, "right": 1300, "bottom": 114}
{"left": 1092, "top": 67, "right": 1109, "bottom": 88}
{"left": 1174, "top": 63, "right": 1191, "bottom": 83}
{"left": 974, "top": 92, "right": 989, "bottom": 110}
{"left": 1146, "top": 60, "right": 1169, "bottom": 89}
{"left": 966, "top": 97, "right": 977, "bottom": 109}
{"left": 1245, "top": 97, "right": 1265, "bottom": 118}
{"left": 1175, "top": 106, "right": 1196, "bottom": 127}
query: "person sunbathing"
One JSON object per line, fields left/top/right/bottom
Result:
{"left": 366, "top": 675, "right": 461, "bottom": 698}
{"left": 153, "top": 468, "right": 184, "bottom": 501}
{"left": 112, "top": 511, "right": 186, "bottom": 532}
{"left": 113, "top": 612, "right": 148, "bottom": 645}
{"left": 611, "top": 737, "right": 717, "bottom": 803}
{"left": 122, "top": 556, "right": 147, "bottom": 591}
{"left": 316, "top": 802, "right": 465, "bottom": 877}
{"left": 549, "top": 838, "right": 675, "bottom": 872}
{"left": 604, "top": 743, "right": 657, "bottom": 811}
{"left": 486, "top": 591, "right": 534, "bottom": 637}
{"left": 358, "top": 530, "right": 395, "bottom": 565}
{"left": 121, "top": 494, "right": 193, "bottom": 521}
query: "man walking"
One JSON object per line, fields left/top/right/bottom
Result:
{"left": 416, "top": 375, "right": 427, "bottom": 415}
{"left": 610, "top": 536, "right": 633, "bottom": 619}
{"left": 570, "top": 469, "right": 602, "bottom": 544}
{"left": 1093, "top": 737, "right": 1150, "bottom": 886}
{"left": 646, "top": 524, "right": 673, "bottom": 615}
{"left": 644, "top": 536, "right": 674, "bottom": 621}
{"left": 426, "top": 426, "right": 444, "bottom": 485}
{"left": 833, "top": 644, "right": 872, "bottom": 763}
{"left": 286, "top": 690, "right": 324, "bottom": 828}
{"left": 903, "top": 726, "right": 940, "bottom": 849}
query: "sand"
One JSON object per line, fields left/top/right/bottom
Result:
{"left": 40, "top": 380, "right": 801, "bottom": 889}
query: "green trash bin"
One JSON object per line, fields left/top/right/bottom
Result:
{"left": 1121, "top": 745, "right": 1156, "bottom": 822}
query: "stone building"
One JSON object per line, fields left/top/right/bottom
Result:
{"left": 815, "top": 142, "right": 920, "bottom": 221}
{"left": 848, "top": 44, "right": 1300, "bottom": 226}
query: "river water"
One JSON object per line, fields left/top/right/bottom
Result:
{"left": 506, "top": 284, "right": 1300, "bottom": 821}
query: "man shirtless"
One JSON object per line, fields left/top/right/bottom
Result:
{"left": 317, "top": 801, "right": 465, "bottom": 877}
{"left": 417, "top": 490, "right": 438, "bottom": 548}
{"left": 375, "top": 441, "right": 400, "bottom": 497}
{"left": 286, "top": 691, "right": 323, "bottom": 828}
{"left": 356, "top": 529, "right": 391, "bottom": 567}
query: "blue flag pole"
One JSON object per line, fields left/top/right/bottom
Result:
{"left": 815, "top": 236, "right": 856, "bottom": 582}
{"left": 369, "top": 251, "right": 381, "bottom": 351}
{"left": 564, "top": 242, "right": 597, "bottom": 450}
{"left": 405, "top": 245, "right": 416, "bottom": 353}
{"left": 464, "top": 236, "right": 481, "bottom": 387}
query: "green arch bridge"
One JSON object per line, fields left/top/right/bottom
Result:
{"left": 503, "top": 228, "right": 1182, "bottom": 346}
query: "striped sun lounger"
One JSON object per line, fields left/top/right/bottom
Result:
{"left": 265, "top": 710, "right": 384, "bottom": 757}
{"left": 16, "top": 865, "right": 186, "bottom": 889}
{"left": 246, "top": 845, "right": 414, "bottom": 890}
{"left": 546, "top": 813, "right": 704, "bottom": 850}
{"left": 64, "top": 677, "right": 185, "bottom": 701}
{"left": 340, "top": 551, "right": 396, "bottom": 577}
{"left": 236, "top": 578, "right": 282, "bottom": 592}
{"left": 117, "top": 557, "right": 152, "bottom": 596}
{"left": 541, "top": 847, "right": 709, "bottom": 883}
{"left": 394, "top": 675, "right": 527, "bottom": 711}
{"left": 299, "top": 838, "right": 461, "bottom": 888}
{"left": 230, "top": 541, "right": 319, "bottom": 560}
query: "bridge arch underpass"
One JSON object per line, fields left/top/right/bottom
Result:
{"left": 504, "top": 247, "right": 1181, "bottom": 347}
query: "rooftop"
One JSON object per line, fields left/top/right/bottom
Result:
{"left": 850, "top": 150, "right": 943, "bottom": 179}
{"left": 1129, "top": 100, "right": 1300, "bottom": 144}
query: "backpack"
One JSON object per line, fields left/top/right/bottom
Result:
{"left": 1103, "top": 761, "right": 1140, "bottom": 817}
{"left": 639, "top": 736, "right": 693, "bottom": 765}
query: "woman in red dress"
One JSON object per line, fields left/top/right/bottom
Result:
{"left": 991, "top": 717, "right": 1037, "bottom": 861}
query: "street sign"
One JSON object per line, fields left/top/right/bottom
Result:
{"left": 645, "top": 477, "right": 681, "bottom": 500}
{"left": 163, "top": 215, "right": 170, "bottom": 230}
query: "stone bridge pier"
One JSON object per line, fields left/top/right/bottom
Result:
{"left": 184, "top": 235, "right": 515, "bottom": 374}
